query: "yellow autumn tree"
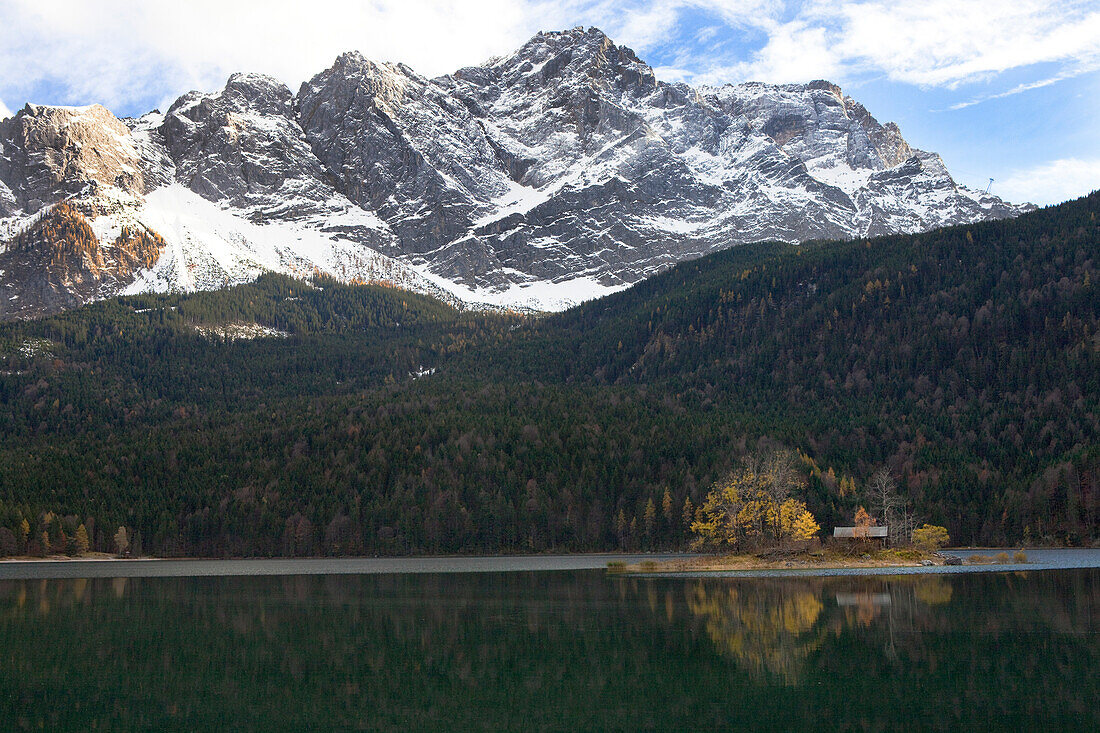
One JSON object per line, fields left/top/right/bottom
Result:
{"left": 790, "top": 511, "right": 821, "bottom": 541}
{"left": 912, "top": 524, "right": 950, "bottom": 550}
{"left": 692, "top": 471, "right": 769, "bottom": 548}
{"left": 780, "top": 499, "right": 821, "bottom": 541}
{"left": 692, "top": 456, "right": 821, "bottom": 548}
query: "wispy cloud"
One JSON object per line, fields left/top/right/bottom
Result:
{"left": 948, "top": 61, "right": 1100, "bottom": 110}
{"left": 616, "top": 0, "right": 1100, "bottom": 91}
{"left": 820, "top": 0, "right": 1100, "bottom": 88}
{"left": 996, "top": 158, "right": 1100, "bottom": 206}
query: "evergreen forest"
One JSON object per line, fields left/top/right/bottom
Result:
{"left": 0, "top": 192, "right": 1096, "bottom": 556}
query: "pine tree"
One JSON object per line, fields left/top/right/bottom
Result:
{"left": 74, "top": 524, "right": 90, "bottom": 556}
{"left": 615, "top": 509, "right": 627, "bottom": 548}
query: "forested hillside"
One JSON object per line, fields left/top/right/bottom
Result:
{"left": 0, "top": 193, "right": 1096, "bottom": 556}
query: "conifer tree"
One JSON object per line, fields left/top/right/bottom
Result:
{"left": 74, "top": 524, "right": 90, "bottom": 556}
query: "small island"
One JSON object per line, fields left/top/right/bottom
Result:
{"left": 610, "top": 451, "right": 1027, "bottom": 574}
{"left": 610, "top": 547, "right": 1029, "bottom": 574}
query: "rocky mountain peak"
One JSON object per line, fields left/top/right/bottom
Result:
{"left": 156, "top": 71, "right": 392, "bottom": 232}
{"left": 167, "top": 73, "right": 294, "bottom": 123}
{"left": 699, "top": 79, "right": 918, "bottom": 185}
{"left": 221, "top": 73, "right": 296, "bottom": 115}
{"left": 311, "top": 51, "right": 420, "bottom": 108}
{"left": 490, "top": 26, "right": 656, "bottom": 97}
{"left": 804, "top": 79, "right": 843, "bottom": 97}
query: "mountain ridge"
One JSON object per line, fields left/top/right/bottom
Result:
{"left": 1, "top": 26, "right": 1032, "bottom": 319}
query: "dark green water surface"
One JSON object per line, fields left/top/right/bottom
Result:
{"left": 1, "top": 568, "right": 1096, "bottom": 730}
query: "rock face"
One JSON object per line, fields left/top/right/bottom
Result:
{"left": 296, "top": 27, "right": 1028, "bottom": 293}
{"left": 0, "top": 26, "right": 1033, "bottom": 318}
{"left": 298, "top": 53, "right": 505, "bottom": 263}
{"left": 162, "top": 73, "right": 322, "bottom": 213}
{"left": 0, "top": 104, "right": 145, "bottom": 214}
{"left": 1, "top": 82, "right": 441, "bottom": 314}
{"left": 159, "top": 72, "right": 384, "bottom": 240}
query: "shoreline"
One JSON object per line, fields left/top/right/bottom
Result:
{"left": 0, "top": 554, "right": 157, "bottom": 563}
{"left": 0, "top": 548, "right": 1096, "bottom": 581}
{"left": 0, "top": 545, "right": 1066, "bottom": 563}
{"left": 613, "top": 554, "right": 937, "bottom": 574}
{"left": 0, "top": 552, "right": 692, "bottom": 580}
{"left": 0, "top": 550, "right": 687, "bottom": 565}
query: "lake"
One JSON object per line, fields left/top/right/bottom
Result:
{"left": 1, "top": 553, "right": 1097, "bottom": 730}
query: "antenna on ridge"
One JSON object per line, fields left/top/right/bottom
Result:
{"left": 984, "top": 177, "right": 994, "bottom": 193}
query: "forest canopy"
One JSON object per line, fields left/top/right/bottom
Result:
{"left": 0, "top": 192, "right": 1097, "bottom": 556}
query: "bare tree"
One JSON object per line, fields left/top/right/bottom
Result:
{"left": 113, "top": 526, "right": 130, "bottom": 556}
{"left": 867, "top": 468, "right": 904, "bottom": 544}
{"left": 894, "top": 500, "right": 919, "bottom": 547}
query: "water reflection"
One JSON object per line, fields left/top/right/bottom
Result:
{"left": 683, "top": 576, "right": 967, "bottom": 684}
{"left": 0, "top": 570, "right": 1096, "bottom": 730}
{"left": 688, "top": 581, "right": 826, "bottom": 683}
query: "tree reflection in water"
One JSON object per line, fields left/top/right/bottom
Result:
{"left": 687, "top": 581, "right": 827, "bottom": 683}
{"left": 0, "top": 569, "right": 1095, "bottom": 730}
{"left": 684, "top": 575, "right": 959, "bottom": 684}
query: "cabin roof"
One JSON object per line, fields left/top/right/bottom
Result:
{"left": 833, "top": 526, "right": 888, "bottom": 538}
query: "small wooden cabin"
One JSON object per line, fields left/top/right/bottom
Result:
{"left": 833, "top": 526, "right": 888, "bottom": 546}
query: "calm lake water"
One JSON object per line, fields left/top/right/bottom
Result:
{"left": 1, "top": 556, "right": 1097, "bottom": 730}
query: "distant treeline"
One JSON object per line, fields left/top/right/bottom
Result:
{"left": 0, "top": 192, "right": 1097, "bottom": 556}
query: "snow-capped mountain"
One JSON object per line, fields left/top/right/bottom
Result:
{"left": 0, "top": 26, "right": 1031, "bottom": 319}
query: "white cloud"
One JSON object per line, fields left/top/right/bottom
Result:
{"left": 688, "top": 18, "right": 844, "bottom": 85}
{"left": 0, "top": 0, "right": 1096, "bottom": 115}
{"left": 996, "top": 158, "right": 1100, "bottom": 206}
{"left": 0, "top": 0, "right": 571, "bottom": 114}
{"left": 0, "top": 97, "right": 11, "bottom": 119}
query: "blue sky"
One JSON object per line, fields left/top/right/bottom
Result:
{"left": 1, "top": 0, "right": 1097, "bottom": 204}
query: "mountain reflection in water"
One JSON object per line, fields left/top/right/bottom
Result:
{"left": 0, "top": 569, "right": 1095, "bottom": 730}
